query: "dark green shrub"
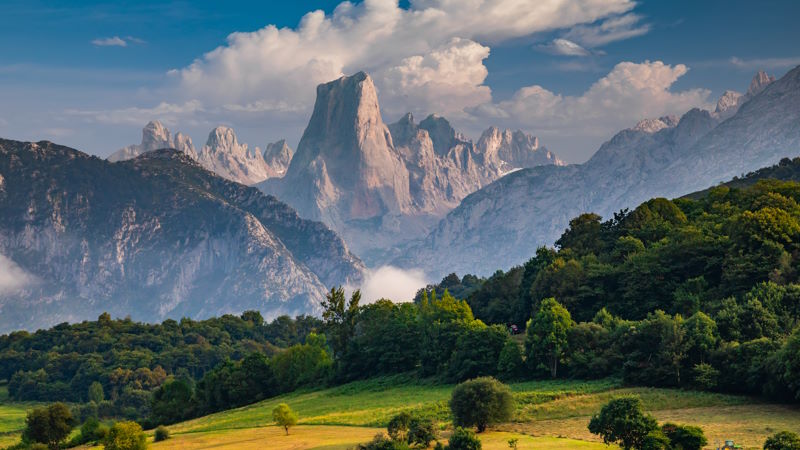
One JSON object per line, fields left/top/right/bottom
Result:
{"left": 588, "top": 396, "right": 658, "bottom": 450}
{"left": 446, "top": 427, "right": 481, "bottom": 450}
{"left": 154, "top": 425, "right": 170, "bottom": 442}
{"left": 22, "top": 403, "right": 75, "bottom": 449}
{"left": 764, "top": 431, "right": 800, "bottom": 450}
{"left": 661, "top": 423, "right": 707, "bottom": 450}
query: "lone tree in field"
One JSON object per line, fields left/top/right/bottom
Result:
{"left": 23, "top": 403, "right": 75, "bottom": 450}
{"left": 525, "top": 297, "right": 573, "bottom": 378}
{"left": 588, "top": 396, "right": 658, "bottom": 450}
{"left": 273, "top": 403, "right": 299, "bottom": 435}
{"left": 450, "top": 377, "right": 514, "bottom": 433}
{"left": 764, "top": 431, "right": 800, "bottom": 450}
{"left": 103, "top": 421, "right": 147, "bottom": 450}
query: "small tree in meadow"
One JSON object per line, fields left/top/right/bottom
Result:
{"left": 103, "top": 421, "right": 147, "bottom": 450}
{"left": 588, "top": 396, "right": 658, "bottom": 450}
{"left": 273, "top": 403, "right": 299, "bottom": 435}
{"left": 450, "top": 377, "right": 514, "bottom": 433}
{"left": 154, "top": 425, "right": 170, "bottom": 442}
{"left": 23, "top": 403, "right": 75, "bottom": 450}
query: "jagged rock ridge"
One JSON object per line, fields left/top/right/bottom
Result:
{"left": 0, "top": 139, "right": 364, "bottom": 332}
{"left": 109, "top": 121, "right": 294, "bottom": 186}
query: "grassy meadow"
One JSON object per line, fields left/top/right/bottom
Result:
{"left": 0, "top": 385, "right": 39, "bottom": 449}
{"left": 3, "top": 377, "right": 800, "bottom": 449}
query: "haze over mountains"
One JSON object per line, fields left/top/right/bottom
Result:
{"left": 401, "top": 67, "right": 800, "bottom": 278}
{"left": 0, "top": 140, "right": 362, "bottom": 332}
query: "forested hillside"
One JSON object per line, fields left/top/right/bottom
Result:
{"left": 3, "top": 158, "right": 800, "bottom": 434}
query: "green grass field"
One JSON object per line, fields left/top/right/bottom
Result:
{"left": 0, "top": 386, "right": 40, "bottom": 449}
{"left": 4, "top": 377, "right": 800, "bottom": 449}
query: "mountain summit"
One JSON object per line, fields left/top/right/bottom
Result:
{"left": 260, "top": 72, "right": 562, "bottom": 262}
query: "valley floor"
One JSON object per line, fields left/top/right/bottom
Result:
{"left": 3, "top": 377, "right": 800, "bottom": 449}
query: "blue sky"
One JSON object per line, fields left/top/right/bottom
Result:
{"left": 1, "top": 0, "right": 799, "bottom": 163}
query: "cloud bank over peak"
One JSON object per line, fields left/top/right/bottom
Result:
{"left": 170, "top": 0, "right": 639, "bottom": 126}
{"left": 0, "top": 254, "right": 36, "bottom": 294}
{"left": 467, "top": 60, "right": 712, "bottom": 156}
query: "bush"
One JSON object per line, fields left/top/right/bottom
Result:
{"left": 661, "top": 423, "right": 707, "bottom": 450}
{"left": 446, "top": 427, "right": 481, "bottom": 450}
{"left": 641, "top": 429, "right": 671, "bottom": 450}
{"left": 154, "top": 425, "right": 170, "bottom": 442}
{"left": 764, "top": 431, "right": 800, "bottom": 450}
{"left": 387, "top": 412, "right": 436, "bottom": 447}
{"left": 103, "top": 421, "right": 147, "bottom": 450}
{"left": 356, "top": 433, "right": 411, "bottom": 450}
{"left": 450, "top": 377, "right": 514, "bottom": 433}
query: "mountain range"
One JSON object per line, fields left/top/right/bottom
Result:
{"left": 259, "top": 72, "right": 562, "bottom": 262}
{"left": 399, "top": 67, "right": 800, "bottom": 278}
{"left": 0, "top": 140, "right": 362, "bottom": 332}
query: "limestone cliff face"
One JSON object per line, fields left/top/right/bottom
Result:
{"left": 0, "top": 140, "right": 364, "bottom": 332}
{"left": 260, "top": 73, "right": 561, "bottom": 263}
{"left": 401, "top": 69, "right": 799, "bottom": 279}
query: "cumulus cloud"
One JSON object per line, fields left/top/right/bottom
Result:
{"left": 170, "top": 0, "right": 637, "bottom": 121}
{"left": 359, "top": 265, "right": 428, "bottom": 304}
{"left": 468, "top": 60, "right": 712, "bottom": 140}
{"left": 536, "top": 38, "right": 592, "bottom": 56}
{"left": 0, "top": 254, "right": 36, "bottom": 294}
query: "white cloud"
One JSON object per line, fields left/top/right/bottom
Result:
{"left": 564, "top": 13, "right": 650, "bottom": 47}
{"left": 468, "top": 61, "right": 711, "bottom": 140}
{"left": 91, "top": 36, "right": 146, "bottom": 47}
{"left": 536, "top": 38, "right": 591, "bottom": 56}
{"left": 66, "top": 100, "right": 204, "bottom": 126}
{"left": 359, "top": 265, "right": 428, "bottom": 303}
{"left": 171, "top": 0, "right": 637, "bottom": 120}
{"left": 0, "top": 254, "right": 36, "bottom": 294}
{"left": 91, "top": 36, "right": 128, "bottom": 47}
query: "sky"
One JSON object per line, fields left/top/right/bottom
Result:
{"left": 1, "top": 0, "right": 799, "bottom": 163}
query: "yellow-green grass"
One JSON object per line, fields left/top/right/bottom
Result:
{"left": 0, "top": 385, "right": 41, "bottom": 449}
{"left": 139, "top": 426, "right": 609, "bottom": 450}
{"left": 170, "top": 376, "right": 618, "bottom": 434}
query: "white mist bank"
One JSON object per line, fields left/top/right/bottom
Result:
{"left": 358, "top": 265, "right": 428, "bottom": 304}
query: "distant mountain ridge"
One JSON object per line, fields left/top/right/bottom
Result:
{"left": 0, "top": 139, "right": 363, "bottom": 333}
{"left": 400, "top": 67, "right": 800, "bottom": 278}
{"left": 108, "top": 122, "right": 294, "bottom": 185}
{"left": 259, "top": 72, "right": 562, "bottom": 262}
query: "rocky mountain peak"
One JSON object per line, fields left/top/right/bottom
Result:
{"left": 419, "top": 114, "right": 457, "bottom": 156}
{"left": 141, "top": 120, "right": 171, "bottom": 149}
{"left": 197, "top": 126, "right": 274, "bottom": 185}
{"left": 109, "top": 120, "right": 196, "bottom": 163}
{"left": 632, "top": 116, "right": 680, "bottom": 133}
{"left": 263, "top": 139, "right": 294, "bottom": 177}
{"left": 715, "top": 90, "right": 743, "bottom": 116}
{"left": 748, "top": 70, "right": 775, "bottom": 97}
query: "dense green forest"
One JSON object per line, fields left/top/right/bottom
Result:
{"left": 3, "top": 158, "right": 800, "bottom": 430}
